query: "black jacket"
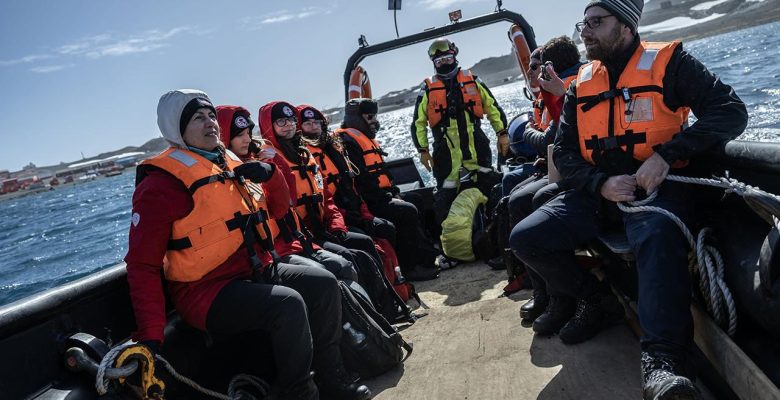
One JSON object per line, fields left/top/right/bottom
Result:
{"left": 553, "top": 38, "right": 748, "bottom": 197}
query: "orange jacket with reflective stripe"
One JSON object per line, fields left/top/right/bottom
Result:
{"left": 140, "top": 148, "right": 278, "bottom": 282}
{"left": 277, "top": 150, "right": 326, "bottom": 224}
{"left": 424, "top": 69, "right": 484, "bottom": 128}
{"left": 336, "top": 128, "right": 393, "bottom": 189}
{"left": 575, "top": 41, "right": 689, "bottom": 166}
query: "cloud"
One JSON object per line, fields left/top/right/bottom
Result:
{"left": 0, "top": 54, "right": 53, "bottom": 67}
{"left": 420, "top": 0, "right": 488, "bottom": 10}
{"left": 60, "top": 27, "right": 191, "bottom": 59}
{"left": 241, "top": 7, "right": 330, "bottom": 29}
{"left": 30, "top": 64, "right": 74, "bottom": 73}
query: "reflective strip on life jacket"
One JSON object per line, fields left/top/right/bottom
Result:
{"left": 138, "top": 148, "right": 278, "bottom": 282}
{"left": 424, "top": 69, "right": 484, "bottom": 128}
{"left": 575, "top": 41, "right": 689, "bottom": 167}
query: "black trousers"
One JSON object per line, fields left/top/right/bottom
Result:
{"left": 509, "top": 182, "right": 694, "bottom": 355}
{"left": 205, "top": 262, "right": 341, "bottom": 391}
{"left": 369, "top": 197, "right": 436, "bottom": 271}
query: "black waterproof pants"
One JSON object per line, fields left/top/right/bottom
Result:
{"left": 205, "top": 262, "right": 341, "bottom": 391}
{"left": 369, "top": 197, "right": 435, "bottom": 271}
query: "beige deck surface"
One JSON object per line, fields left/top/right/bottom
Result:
{"left": 364, "top": 261, "right": 715, "bottom": 400}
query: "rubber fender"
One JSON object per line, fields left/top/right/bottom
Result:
{"left": 759, "top": 225, "right": 780, "bottom": 298}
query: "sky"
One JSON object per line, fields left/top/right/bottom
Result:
{"left": 0, "top": 0, "right": 587, "bottom": 172}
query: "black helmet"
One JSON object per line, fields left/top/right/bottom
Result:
{"left": 428, "top": 38, "right": 458, "bottom": 60}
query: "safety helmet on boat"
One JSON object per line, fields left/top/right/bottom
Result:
{"left": 428, "top": 38, "right": 458, "bottom": 60}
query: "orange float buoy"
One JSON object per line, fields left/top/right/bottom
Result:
{"left": 508, "top": 24, "right": 538, "bottom": 96}
{"left": 347, "top": 66, "right": 372, "bottom": 100}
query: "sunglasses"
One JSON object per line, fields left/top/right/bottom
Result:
{"left": 575, "top": 14, "right": 615, "bottom": 32}
{"left": 274, "top": 117, "right": 297, "bottom": 127}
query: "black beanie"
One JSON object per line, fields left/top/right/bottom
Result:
{"left": 585, "top": 0, "right": 643, "bottom": 32}
{"left": 299, "top": 106, "right": 325, "bottom": 123}
{"left": 179, "top": 97, "right": 216, "bottom": 134}
{"left": 271, "top": 102, "right": 296, "bottom": 122}
{"left": 230, "top": 110, "right": 255, "bottom": 139}
{"left": 345, "top": 98, "right": 378, "bottom": 116}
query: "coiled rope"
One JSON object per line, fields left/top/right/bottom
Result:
{"left": 615, "top": 174, "right": 780, "bottom": 337}
{"left": 96, "top": 342, "right": 270, "bottom": 399}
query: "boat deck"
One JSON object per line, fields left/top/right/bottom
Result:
{"left": 365, "top": 261, "right": 716, "bottom": 399}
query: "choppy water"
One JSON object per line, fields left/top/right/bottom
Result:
{"left": 1, "top": 21, "right": 779, "bottom": 307}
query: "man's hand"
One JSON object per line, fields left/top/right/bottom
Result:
{"left": 537, "top": 65, "right": 566, "bottom": 97}
{"left": 419, "top": 150, "right": 434, "bottom": 172}
{"left": 234, "top": 160, "right": 274, "bottom": 183}
{"left": 600, "top": 175, "right": 637, "bottom": 202}
{"left": 497, "top": 130, "right": 510, "bottom": 156}
{"left": 635, "top": 153, "right": 670, "bottom": 194}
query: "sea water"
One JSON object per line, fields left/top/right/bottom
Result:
{"left": 1, "top": 21, "right": 779, "bottom": 307}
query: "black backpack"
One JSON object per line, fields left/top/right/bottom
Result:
{"left": 338, "top": 281, "right": 413, "bottom": 379}
{"left": 349, "top": 249, "right": 414, "bottom": 323}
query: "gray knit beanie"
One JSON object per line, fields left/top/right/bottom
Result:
{"left": 585, "top": 0, "right": 644, "bottom": 32}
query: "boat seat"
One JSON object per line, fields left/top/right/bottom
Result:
{"left": 597, "top": 230, "right": 635, "bottom": 261}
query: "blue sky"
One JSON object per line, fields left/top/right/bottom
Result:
{"left": 0, "top": 0, "right": 586, "bottom": 171}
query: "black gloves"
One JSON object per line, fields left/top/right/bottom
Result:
{"left": 234, "top": 160, "right": 275, "bottom": 183}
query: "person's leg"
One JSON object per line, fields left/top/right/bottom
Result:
{"left": 509, "top": 190, "right": 602, "bottom": 335}
{"left": 508, "top": 177, "right": 549, "bottom": 225}
{"left": 531, "top": 181, "right": 562, "bottom": 210}
{"left": 205, "top": 276, "right": 315, "bottom": 396}
{"left": 307, "top": 248, "right": 359, "bottom": 282}
{"left": 370, "top": 198, "right": 438, "bottom": 280}
{"left": 341, "top": 231, "right": 383, "bottom": 266}
{"left": 502, "top": 164, "right": 537, "bottom": 197}
{"left": 433, "top": 187, "right": 459, "bottom": 226}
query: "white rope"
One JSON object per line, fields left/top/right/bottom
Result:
{"left": 615, "top": 174, "right": 758, "bottom": 337}
{"left": 96, "top": 341, "right": 138, "bottom": 395}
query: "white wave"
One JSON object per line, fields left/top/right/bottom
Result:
{"left": 640, "top": 13, "right": 726, "bottom": 33}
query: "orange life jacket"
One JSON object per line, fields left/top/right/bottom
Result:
{"left": 139, "top": 148, "right": 278, "bottom": 282}
{"left": 424, "top": 69, "right": 484, "bottom": 128}
{"left": 336, "top": 128, "right": 393, "bottom": 189}
{"left": 306, "top": 142, "right": 355, "bottom": 197}
{"left": 279, "top": 150, "right": 326, "bottom": 225}
{"left": 575, "top": 41, "right": 689, "bottom": 167}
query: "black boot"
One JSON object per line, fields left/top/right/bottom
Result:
{"left": 641, "top": 352, "right": 699, "bottom": 400}
{"left": 532, "top": 295, "right": 575, "bottom": 335}
{"left": 315, "top": 364, "right": 372, "bottom": 400}
{"left": 520, "top": 292, "right": 549, "bottom": 322}
{"left": 559, "top": 292, "right": 623, "bottom": 345}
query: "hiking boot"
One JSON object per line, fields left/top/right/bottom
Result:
{"left": 315, "top": 367, "right": 372, "bottom": 400}
{"left": 487, "top": 255, "right": 505, "bottom": 270}
{"left": 641, "top": 352, "right": 700, "bottom": 400}
{"left": 403, "top": 265, "right": 440, "bottom": 281}
{"left": 532, "top": 295, "right": 576, "bottom": 336}
{"left": 520, "top": 293, "right": 549, "bottom": 322}
{"left": 558, "top": 292, "right": 623, "bottom": 344}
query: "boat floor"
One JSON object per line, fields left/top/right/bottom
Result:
{"left": 364, "top": 261, "right": 716, "bottom": 400}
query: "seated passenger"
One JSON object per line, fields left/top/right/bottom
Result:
{"left": 295, "top": 104, "right": 391, "bottom": 265}
{"left": 338, "top": 98, "right": 440, "bottom": 281}
{"left": 257, "top": 101, "right": 361, "bottom": 283}
{"left": 126, "top": 90, "right": 371, "bottom": 400}
{"left": 511, "top": 1, "right": 746, "bottom": 398}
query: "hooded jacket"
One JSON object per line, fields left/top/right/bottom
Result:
{"left": 125, "top": 91, "right": 291, "bottom": 343}
{"left": 259, "top": 101, "right": 348, "bottom": 236}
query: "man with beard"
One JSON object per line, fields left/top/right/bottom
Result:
{"left": 510, "top": 1, "right": 747, "bottom": 399}
{"left": 411, "top": 38, "right": 509, "bottom": 229}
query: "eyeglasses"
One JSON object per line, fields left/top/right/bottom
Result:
{"left": 433, "top": 54, "right": 456, "bottom": 67}
{"left": 274, "top": 117, "right": 297, "bottom": 127}
{"left": 575, "top": 14, "right": 615, "bottom": 32}
{"left": 301, "top": 120, "right": 323, "bottom": 127}
{"left": 529, "top": 63, "right": 541, "bottom": 72}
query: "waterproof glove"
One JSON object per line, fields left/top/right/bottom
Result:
{"left": 419, "top": 149, "right": 434, "bottom": 172}
{"left": 497, "top": 130, "right": 510, "bottom": 157}
{"left": 234, "top": 160, "right": 275, "bottom": 183}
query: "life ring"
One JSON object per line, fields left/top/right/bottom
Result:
{"left": 507, "top": 24, "right": 538, "bottom": 96}
{"left": 348, "top": 66, "right": 372, "bottom": 100}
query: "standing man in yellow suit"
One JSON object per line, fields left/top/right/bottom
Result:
{"left": 411, "top": 38, "right": 509, "bottom": 226}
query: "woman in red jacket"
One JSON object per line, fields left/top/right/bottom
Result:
{"left": 125, "top": 90, "right": 370, "bottom": 400}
